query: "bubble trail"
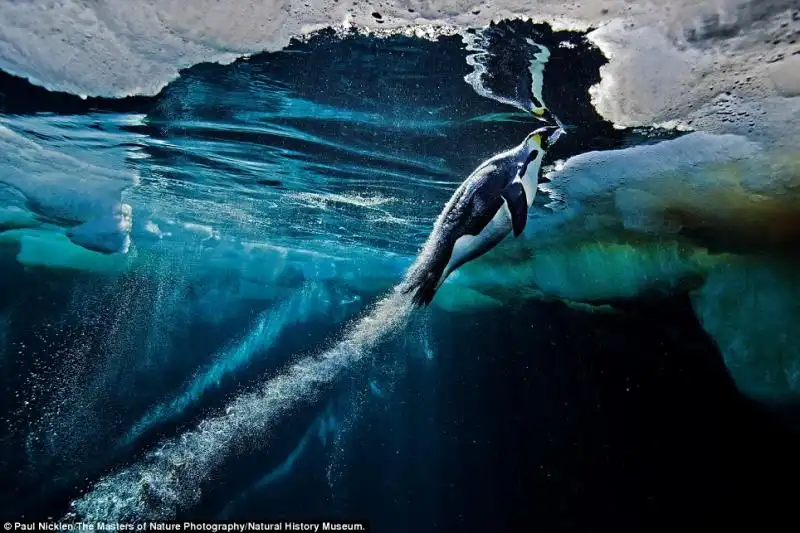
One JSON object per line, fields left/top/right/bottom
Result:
{"left": 69, "top": 291, "right": 414, "bottom": 521}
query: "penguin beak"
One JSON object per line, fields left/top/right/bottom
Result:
{"left": 548, "top": 126, "right": 565, "bottom": 146}
{"left": 529, "top": 125, "right": 563, "bottom": 151}
{"left": 531, "top": 107, "right": 568, "bottom": 134}
{"left": 531, "top": 107, "right": 554, "bottom": 124}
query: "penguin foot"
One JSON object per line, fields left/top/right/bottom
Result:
{"left": 401, "top": 272, "right": 439, "bottom": 308}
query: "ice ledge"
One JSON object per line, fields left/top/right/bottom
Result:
{"left": 1, "top": 1, "right": 798, "bottom": 137}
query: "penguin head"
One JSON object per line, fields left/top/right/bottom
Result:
{"left": 525, "top": 125, "right": 563, "bottom": 152}
{"left": 531, "top": 106, "right": 556, "bottom": 124}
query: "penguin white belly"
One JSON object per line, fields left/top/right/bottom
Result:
{"left": 440, "top": 203, "right": 513, "bottom": 285}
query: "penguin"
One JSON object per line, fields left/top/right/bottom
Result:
{"left": 399, "top": 124, "right": 563, "bottom": 307}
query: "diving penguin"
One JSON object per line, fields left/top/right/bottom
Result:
{"left": 399, "top": 125, "right": 563, "bottom": 307}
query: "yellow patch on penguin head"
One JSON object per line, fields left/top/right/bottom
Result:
{"left": 525, "top": 132, "right": 543, "bottom": 148}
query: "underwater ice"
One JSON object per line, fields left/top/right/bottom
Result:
{"left": 0, "top": 115, "right": 140, "bottom": 255}
{"left": 441, "top": 130, "right": 800, "bottom": 400}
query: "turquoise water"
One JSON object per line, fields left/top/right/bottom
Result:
{"left": 1, "top": 20, "right": 798, "bottom": 531}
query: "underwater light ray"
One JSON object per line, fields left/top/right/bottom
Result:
{"left": 216, "top": 402, "right": 340, "bottom": 519}
{"left": 119, "top": 283, "right": 330, "bottom": 448}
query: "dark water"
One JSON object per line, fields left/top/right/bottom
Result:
{"left": 0, "top": 20, "right": 797, "bottom": 532}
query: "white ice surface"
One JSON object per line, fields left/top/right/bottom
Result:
{"left": 0, "top": 1, "right": 798, "bottom": 137}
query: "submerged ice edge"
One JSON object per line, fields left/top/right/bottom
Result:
{"left": 70, "top": 291, "right": 414, "bottom": 521}
{"left": 0, "top": 118, "right": 139, "bottom": 254}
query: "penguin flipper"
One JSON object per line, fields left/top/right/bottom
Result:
{"left": 501, "top": 180, "right": 528, "bottom": 237}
